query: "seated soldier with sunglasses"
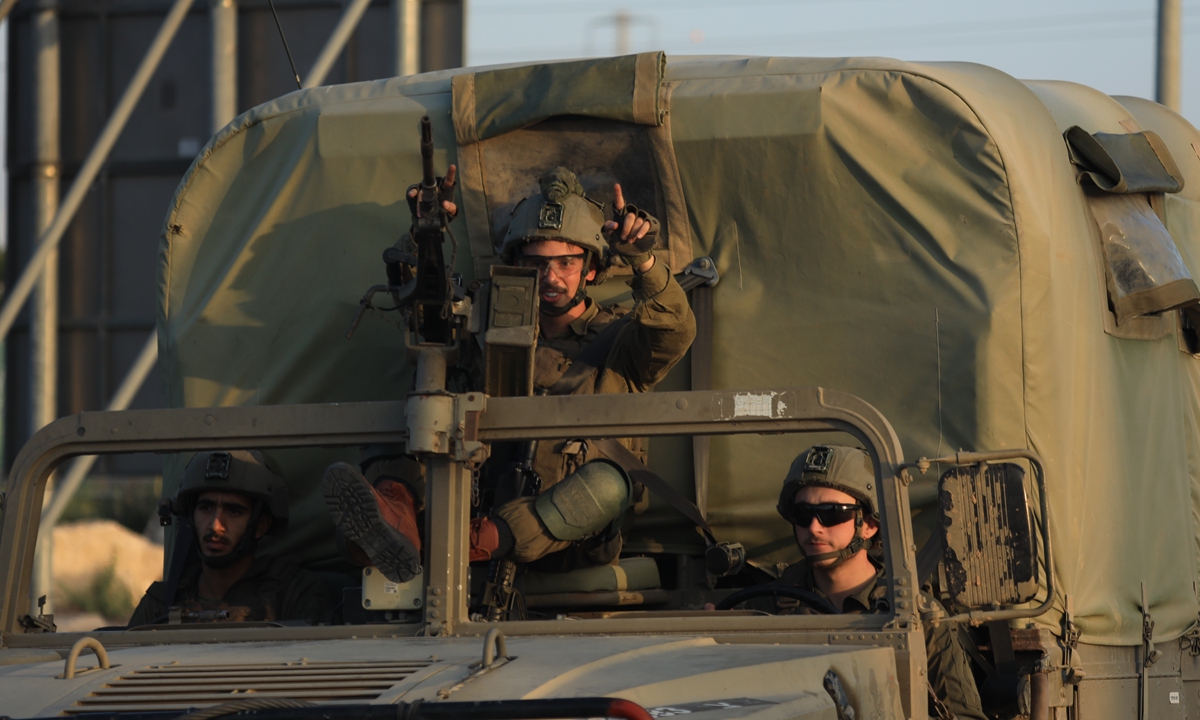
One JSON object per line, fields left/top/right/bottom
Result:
{"left": 774, "top": 445, "right": 986, "bottom": 720}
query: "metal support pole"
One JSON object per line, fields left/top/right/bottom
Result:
{"left": 460, "top": 0, "right": 467, "bottom": 66}
{"left": 614, "top": 10, "right": 630, "bottom": 55}
{"left": 423, "top": 457, "right": 470, "bottom": 635}
{"left": 0, "top": 0, "right": 197, "bottom": 344}
{"left": 1157, "top": 0, "right": 1182, "bottom": 112}
{"left": 302, "top": 0, "right": 373, "bottom": 89}
{"left": 31, "top": 334, "right": 159, "bottom": 608}
{"left": 392, "top": 0, "right": 419, "bottom": 76}
{"left": 0, "top": 0, "right": 20, "bottom": 25}
{"left": 39, "top": 335, "right": 159, "bottom": 531}
{"left": 210, "top": 0, "right": 238, "bottom": 133}
{"left": 30, "top": 4, "right": 61, "bottom": 617}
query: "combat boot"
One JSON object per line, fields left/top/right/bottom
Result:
{"left": 469, "top": 516, "right": 515, "bottom": 562}
{"left": 323, "top": 462, "right": 422, "bottom": 583}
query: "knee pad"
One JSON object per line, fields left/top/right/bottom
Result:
{"left": 534, "top": 460, "right": 632, "bottom": 541}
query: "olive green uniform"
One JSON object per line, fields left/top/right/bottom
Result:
{"left": 774, "top": 561, "right": 986, "bottom": 720}
{"left": 494, "top": 258, "right": 695, "bottom": 571}
{"left": 128, "top": 555, "right": 333, "bottom": 627}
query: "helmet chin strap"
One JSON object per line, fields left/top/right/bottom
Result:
{"left": 537, "top": 250, "right": 592, "bottom": 318}
{"left": 197, "top": 500, "right": 265, "bottom": 570}
{"left": 798, "top": 512, "right": 869, "bottom": 565}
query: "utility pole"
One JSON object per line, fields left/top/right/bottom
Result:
{"left": 32, "top": 4, "right": 61, "bottom": 615}
{"left": 614, "top": 9, "right": 630, "bottom": 55}
{"left": 211, "top": 0, "right": 238, "bottom": 133}
{"left": 588, "top": 9, "right": 647, "bottom": 57}
{"left": 394, "top": 0, "right": 420, "bottom": 76}
{"left": 1156, "top": 0, "right": 1181, "bottom": 112}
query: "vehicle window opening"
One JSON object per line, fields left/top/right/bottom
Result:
{"left": 1180, "top": 306, "right": 1200, "bottom": 356}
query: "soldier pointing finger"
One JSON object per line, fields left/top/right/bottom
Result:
{"left": 324, "top": 167, "right": 696, "bottom": 580}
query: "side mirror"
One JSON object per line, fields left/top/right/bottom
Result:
{"left": 938, "top": 462, "right": 1038, "bottom": 608}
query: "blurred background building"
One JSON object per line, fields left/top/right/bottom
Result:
{"left": 4, "top": 0, "right": 464, "bottom": 486}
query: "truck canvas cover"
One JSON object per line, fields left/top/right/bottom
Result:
{"left": 157, "top": 53, "right": 1200, "bottom": 647}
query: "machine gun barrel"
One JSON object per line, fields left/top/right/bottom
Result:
{"left": 418, "top": 116, "right": 437, "bottom": 212}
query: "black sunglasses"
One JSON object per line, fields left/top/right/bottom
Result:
{"left": 782, "top": 502, "right": 860, "bottom": 527}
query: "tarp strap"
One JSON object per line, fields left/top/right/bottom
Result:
{"left": 915, "top": 531, "right": 943, "bottom": 587}
{"left": 594, "top": 437, "right": 717, "bottom": 546}
{"left": 988, "top": 621, "right": 1018, "bottom": 674}
{"left": 455, "top": 140, "right": 497, "bottom": 279}
{"left": 647, "top": 85, "right": 694, "bottom": 273}
{"left": 956, "top": 625, "right": 996, "bottom": 676}
{"left": 1065, "top": 126, "right": 1185, "bottom": 194}
{"left": 690, "top": 285, "right": 714, "bottom": 519}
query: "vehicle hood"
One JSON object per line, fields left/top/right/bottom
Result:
{"left": 0, "top": 634, "right": 903, "bottom": 719}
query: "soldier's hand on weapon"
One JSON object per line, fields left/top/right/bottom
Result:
{"left": 406, "top": 163, "right": 458, "bottom": 218}
{"left": 603, "top": 183, "right": 657, "bottom": 272}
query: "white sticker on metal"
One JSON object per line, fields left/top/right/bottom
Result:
{"left": 733, "top": 393, "right": 775, "bottom": 418}
{"left": 384, "top": 581, "right": 399, "bottom": 595}
{"left": 1171, "top": 691, "right": 1181, "bottom": 704}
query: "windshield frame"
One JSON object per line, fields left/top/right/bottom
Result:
{"left": 0, "top": 387, "right": 916, "bottom": 641}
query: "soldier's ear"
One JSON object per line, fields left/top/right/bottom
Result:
{"left": 254, "top": 513, "right": 273, "bottom": 539}
{"left": 861, "top": 516, "right": 880, "bottom": 540}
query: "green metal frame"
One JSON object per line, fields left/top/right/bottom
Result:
{"left": 0, "top": 386, "right": 926, "bottom": 715}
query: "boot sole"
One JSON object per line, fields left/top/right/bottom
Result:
{"left": 323, "top": 463, "right": 421, "bottom": 583}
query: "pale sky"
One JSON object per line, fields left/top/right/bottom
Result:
{"left": 468, "top": 0, "right": 1199, "bottom": 125}
{"left": 2, "top": 1, "right": 1197, "bottom": 251}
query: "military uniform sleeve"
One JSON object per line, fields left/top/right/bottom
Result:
{"left": 127, "top": 582, "right": 168, "bottom": 627}
{"left": 601, "top": 259, "right": 697, "bottom": 391}
{"left": 924, "top": 596, "right": 987, "bottom": 720}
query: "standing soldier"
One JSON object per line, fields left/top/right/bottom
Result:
{"left": 324, "top": 166, "right": 696, "bottom": 581}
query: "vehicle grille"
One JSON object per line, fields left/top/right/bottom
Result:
{"left": 66, "top": 659, "right": 437, "bottom": 713}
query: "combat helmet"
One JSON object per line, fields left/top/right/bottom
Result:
{"left": 168, "top": 450, "right": 290, "bottom": 568}
{"left": 777, "top": 445, "right": 879, "bottom": 563}
{"left": 500, "top": 167, "right": 608, "bottom": 314}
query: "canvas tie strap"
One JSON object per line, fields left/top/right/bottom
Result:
{"left": 593, "top": 437, "right": 717, "bottom": 547}
{"left": 690, "top": 283, "right": 714, "bottom": 519}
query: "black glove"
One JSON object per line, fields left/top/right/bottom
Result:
{"left": 608, "top": 204, "right": 659, "bottom": 263}
{"left": 406, "top": 176, "right": 458, "bottom": 220}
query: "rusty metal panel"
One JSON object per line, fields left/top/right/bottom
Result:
{"left": 938, "top": 463, "right": 1037, "bottom": 607}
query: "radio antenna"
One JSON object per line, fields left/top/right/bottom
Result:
{"left": 266, "top": 0, "right": 303, "bottom": 89}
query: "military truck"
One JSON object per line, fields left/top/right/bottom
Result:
{"left": 2, "top": 52, "right": 1200, "bottom": 720}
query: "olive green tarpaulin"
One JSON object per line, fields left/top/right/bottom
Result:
{"left": 1064, "top": 125, "right": 1186, "bottom": 193}
{"left": 157, "top": 55, "right": 1200, "bottom": 647}
{"left": 452, "top": 51, "right": 665, "bottom": 145}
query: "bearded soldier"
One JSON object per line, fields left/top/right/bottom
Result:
{"left": 323, "top": 166, "right": 696, "bottom": 581}
{"left": 773, "top": 445, "right": 986, "bottom": 720}
{"left": 129, "top": 450, "right": 332, "bottom": 626}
